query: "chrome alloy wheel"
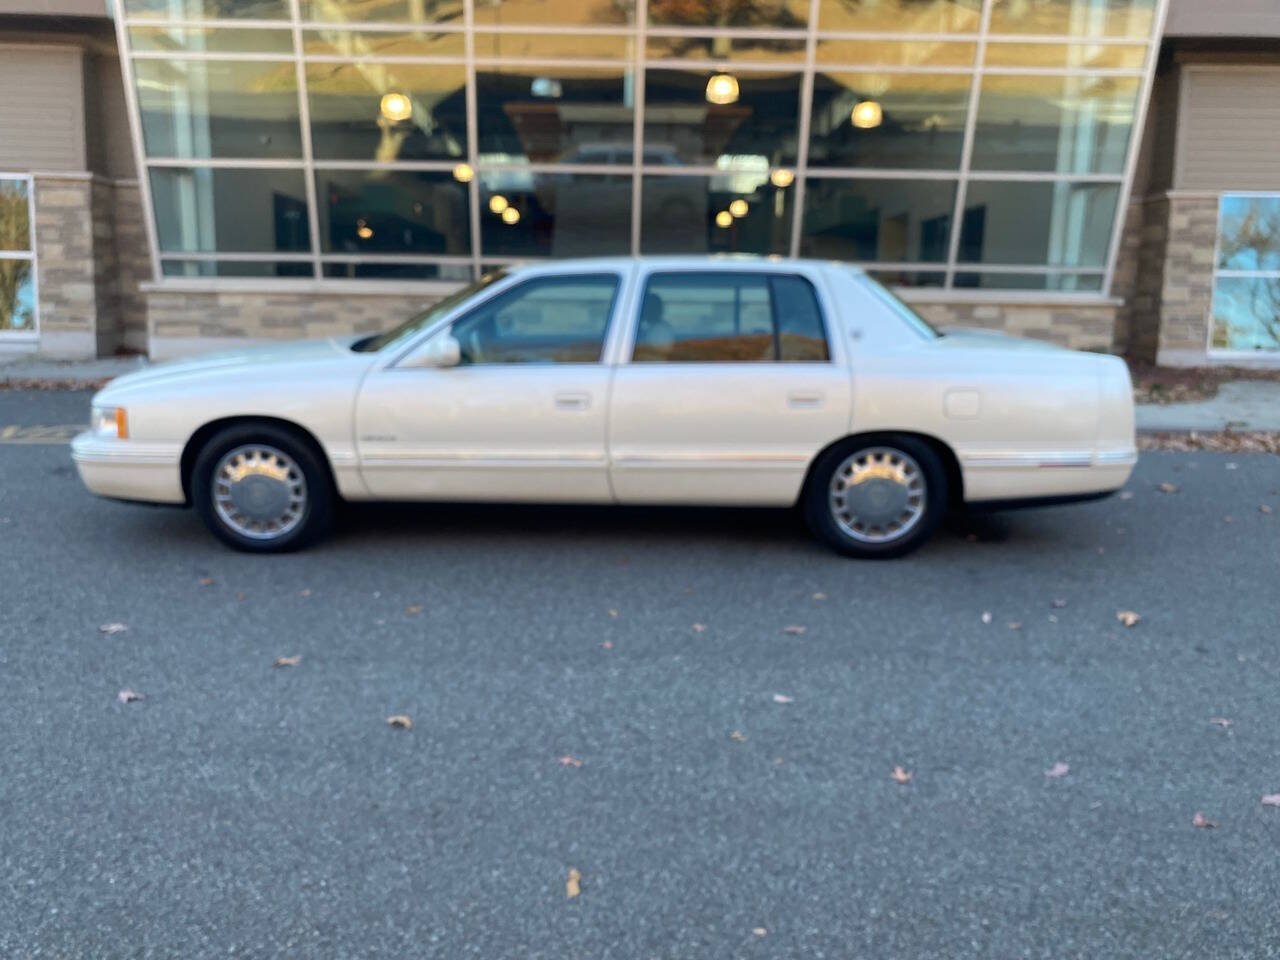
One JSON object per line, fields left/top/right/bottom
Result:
{"left": 211, "top": 444, "right": 308, "bottom": 541}
{"left": 828, "top": 446, "right": 927, "bottom": 544}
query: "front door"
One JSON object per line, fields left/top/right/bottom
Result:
{"left": 356, "top": 272, "right": 622, "bottom": 502}
{"left": 608, "top": 269, "right": 852, "bottom": 505}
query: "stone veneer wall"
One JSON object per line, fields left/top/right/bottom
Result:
{"left": 33, "top": 177, "right": 97, "bottom": 358}
{"left": 912, "top": 301, "right": 1119, "bottom": 352}
{"left": 110, "top": 183, "right": 151, "bottom": 353}
{"left": 1153, "top": 195, "right": 1220, "bottom": 365}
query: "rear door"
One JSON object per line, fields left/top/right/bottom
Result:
{"left": 607, "top": 267, "right": 852, "bottom": 505}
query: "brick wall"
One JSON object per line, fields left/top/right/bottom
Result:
{"left": 33, "top": 176, "right": 96, "bottom": 358}
{"left": 1156, "top": 194, "right": 1220, "bottom": 363}
{"left": 912, "top": 301, "right": 1119, "bottom": 352}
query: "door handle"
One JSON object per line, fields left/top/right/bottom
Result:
{"left": 787, "top": 391, "right": 824, "bottom": 409}
{"left": 554, "top": 391, "right": 592, "bottom": 411}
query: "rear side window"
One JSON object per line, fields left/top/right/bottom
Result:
{"left": 633, "top": 272, "right": 830, "bottom": 363}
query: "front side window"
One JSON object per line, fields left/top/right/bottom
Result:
{"left": 633, "top": 272, "right": 829, "bottom": 362}
{"left": 451, "top": 274, "right": 620, "bottom": 364}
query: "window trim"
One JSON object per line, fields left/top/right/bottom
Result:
{"left": 0, "top": 173, "right": 38, "bottom": 340}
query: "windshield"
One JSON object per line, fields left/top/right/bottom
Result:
{"left": 351, "top": 270, "right": 507, "bottom": 353}
{"left": 859, "top": 272, "right": 942, "bottom": 341}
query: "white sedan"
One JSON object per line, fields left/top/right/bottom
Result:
{"left": 72, "top": 257, "right": 1136, "bottom": 558}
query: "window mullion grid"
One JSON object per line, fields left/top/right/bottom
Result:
{"left": 787, "top": 0, "right": 821, "bottom": 259}
{"left": 288, "top": 0, "right": 323, "bottom": 278}
{"left": 113, "top": 12, "right": 164, "bottom": 286}
{"left": 630, "top": 0, "right": 647, "bottom": 256}
{"left": 463, "top": 0, "right": 481, "bottom": 279}
{"left": 943, "top": 0, "right": 995, "bottom": 289}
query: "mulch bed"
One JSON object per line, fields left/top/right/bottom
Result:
{"left": 1138, "top": 430, "right": 1280, "bottom": 454}
{"left": 1130, "top": 363, "right": 1280, "bottom": 405}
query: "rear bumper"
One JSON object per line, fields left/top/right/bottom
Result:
{"left": 71, "top": 433, "right": 185, "bottom": 504}
{"left": 960, "top": 447, "right": 1137, "bottom": 503}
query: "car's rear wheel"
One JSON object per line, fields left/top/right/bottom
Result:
{"left": 191, "top": 424, "right": 333, "bottom": 552}
{"left": 803, "top": 435, "right": 947, "bottom": 559}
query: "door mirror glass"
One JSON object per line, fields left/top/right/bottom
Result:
{"left": 402, "top": 330, "right": 462, "bottom": 368}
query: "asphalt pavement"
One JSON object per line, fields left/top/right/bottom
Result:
{"left": 2, "top": 389, "right": 1279, "bottom": 960}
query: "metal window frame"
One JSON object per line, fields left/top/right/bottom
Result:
{"left": 114, "top": 0, "right": 1170, "bottom": 298}
{"left": 0, "top": 172, "right": 39, "bottom": 339}
{"left": 1207, "top": 191, "right": 1280, "bottom": 357}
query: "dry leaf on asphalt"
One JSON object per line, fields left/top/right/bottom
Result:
{"left": 608, "top": 609, "right": 618, "bottom": 618}
{"left": 1209, "top": 717, "right": 1232, "bottom": 728}
{"left": 1045, "top": 762, "right": 1070, "bottom": 778}
{"left": 1008, "top": 621, "right": 1022, "bottom": 631}
{"left": 405, "top": 605, "right": 423, "bottom": 615}
{"left": 692, "top": 623, "right": 706, "bottom": 633}
{"left": 1116, "top": 610, "right": 1141, "bottom": 628}
{"left": 558, "top": 755, "right": 583, "bottom": 768}
{"left": 1261, "top": 505, "right": 1274, "bottom": 515}
{"left": 782, "top": 625, "right": 807, "bottom": 636}
{"left": 117, "top": 689, "right": 144, "bottom": 704}
{"left": 386, "top": 714, "right": 413, "bottom": 730}
{"left": 981, "top": 611, "right": 993, "bottom": 624}
{"left": 566, "top": 868, "right": 581, "bottom": 899}
{"left": 198, "top": 576, "right": 215, "bottom": 587}
{"left": 599, "top": 640, "right": 614, "bottom": 650}
{"left": 752, "top": 927, "right": 767, "bottom": 937}
{"left": 729, "top": 729, "right": 748, "bottom": 743}
{"left": 1157, "top": 482, "right": 1179, "bottom": 494}
{"left": 772, "top": 693, "right": 794, "bottom": 704}
{"left": 98, "top": 623, "right": 128, "bottom": 635}
{"left": 1191, "top": 811, "right": 1217, "bottom": 829}
{"left": 1261, "top": 794, "right": 1280, "bottom": 807}
{"left": 299, "top": 588, "right": 312, "bottom": 597}
{"left": 891, "top": 766, "right": 913, "bottom": 784}
{"left": 1119, "top": 491, "right": 1134, "bottom": 500}
{"left": 812, "top": 592, "right": 826, "bottom": 601}
{"left": 272, "top": 655, "right": 302, "bottom": 668}
{"left": 236, "top": 592, "right": 247, "bottom": 601}
{"left": 1052, "top": 599, "right": 1068, "bottom": 609}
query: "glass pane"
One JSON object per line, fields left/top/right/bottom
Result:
{"left": 452, "top": 275, "right": 620, "bottom": 364}
{"left": 1211, "top": 277, "right": 1280, "bottom": 351}
{"left": 634, "top": 273, "right": 776, "bottom": 362}
{"left": 649, "top": 0, "right": 807, "bottom": 27}
{"left": 953, "top": 271, "right": 1104, "bottom": 290}
{"left": 476, "top": 68, "right": 635, "bottom": 165}
{"left": 989, "top": 0, "right": 1155, "bottom": 38}
{"left": 474, "top": 32, "right": 632, "bottom": 59}
{"left": 150, "top": 168, "right": 311, "bottom": 253}
{"left": 323, "top": 261, "right": 472, "bottom": 280}
{"left": 306, "top": 63, "right": 467, "bottom": 162}
{"left": 472, "top": 0, "right": 634, "bottom": 27}
{"left": 800, "top": 178, "right": 957, "bottom": 262}
{"left": 479, "top": 172, "right": 632, "bottom": 258}
{"left": 957, "top": 181, "right": 1118, "bottom": 266}
{"left": 303, "top": 30, "right": 465, "bottom": 56}
{"left": 0, "top": 260, "right": 35, "bottom": 332}
{"left": 983, "top": 41, "right": 1146, "bottom": 69}
{"left": 298, "top": 0, "right": 463, "bottom": 23}
{"left": 316, "top": 169, "right": 470, "bottom": 255}
{"left": 970, "top": 74, "right": 1138, "bottom": 174}
{"left": 129, "top": 27, "right": 294, "bottom": 54}
{"left": 639, "top": 172, "right": 794, "bottom": 255}
{"left": 135, "top": 60, "right": 302, "bottom": 160}
{"left": 809, "top": 72, "right": 970, "bottom": 170}
{"left": 867, "top": 269, "right": 946, "bottom": 287}
{"left": 772, "top": 275, "right": 830, "bottom": 361}
{"left": 0, "top": 180, "right": 31, "bottom": 251}
{"left": 123, "top": 0, "right": 288, "bottom": 17}
{"left": 646, "top": 35, "right": 806, "bottom": 63}
{"left": 1217, "top": 196, "right": 1280, "bottom": 272}
{"left": 161, "top": 259, "right": 313, "bottom": 277}
{"left": 643, "top": 69, "right": 801, "bottom": 167}
{"left": 817, "top": 0, "right": 981, "bottom": 32}
{"left": 815, "top": 39, "right": 976, "bottom": 67}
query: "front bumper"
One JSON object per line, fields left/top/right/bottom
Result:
{"left": 71, "top": 433, "right": 186, "bottom": 504}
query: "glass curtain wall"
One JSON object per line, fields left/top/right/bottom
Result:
{"left": 119, "top": 0, "right": 1161, "bottom": 291}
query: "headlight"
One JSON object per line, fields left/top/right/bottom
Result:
{"left": 91, "top": 405, "right": 128, "bottom": 439}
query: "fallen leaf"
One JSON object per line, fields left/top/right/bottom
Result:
{"left": 599, "top": 640, "right": 614, "bottom": 650}
{"left": 198, "top": 577, "right": 215, "bottom": 587}
{"left": 272, "top": 655, "right": 302, "bottom": 668}
{"left": 752, "top": 927, "right": 767, "bottom": 937}
{"left": 386, "top": 714, "right": 413, "bottom": 730}
{"left": 981, "top": 611, "right": 992, "bottom": 624}
{"left": 891, "top": 766, "right": 913, "bottom": 784}
{"left": 1008, "top": 621, "right": 1022, "bottom": 631}
{"left": 1224, "top": 515, "right": 1234, "bottom": 524}
{"left": 98, "top": 623, "right": 128, "bottom": 635}
{"left": 729, "top": 729, "right": 748, "bottom": 743}
{"left": 812, "top": 592, "right": 826, "bottom": 601}
{"left": 1261, "top": 794, "right": 1280, "bottom": 807}
{"left": 1045, "top": 761, "right": 1070, "bottom": 778}
{"left": 1209, "top": 717, "right": 1232, "bottom": 728}
{"left": 1225, "top": 462, "right": 1238, "bottom": 470}
{"left": 1191, "top": 811, "right": 1217, "bottom": 829}
{"left": 1261, "top": 505, "right": 1274, "bottom": 515}
{"left": 406, "top": 605, "right": 423, "bottom": 615}
{"left": 236, "top": 592, "right": 247, "bottom": 601}
{"left": 1116, "top": 610, "right": 1141, "bottom": 628}
{"left": 566, "top": 868, "right": 581, "bottom": 899}
{"left": 1097, "top": 547, "right": 1106, "bottom": 555}
{"left": 1119, "top": 490, "right": 1134, "bottom": 500}
{"left": 608, "top": 609, "right": 618, "bottom": 618}
{"left": 782, "top": 625, "right": 807, "bottom": 636}
{"left": 299, "top": 588, "right": 312, "bottom": 597}
{"left": 772, "top": 693, "right": 794, "bottom": 704}
{"left": 558, "top": 755, "right": 583, "bottom": 768}
{"left": 1158, "top": 482, "right": 1179, "bottom": 494}
{"left": 1052, "top": 599, "right": 1068, "bottom": 609}
{"left": 692, "top": 623, "right": 707, "bottom": 633}
{"left": 1048, "top": 614, "right": 1059, "bottom": 623}
{"left": 117, "top": 689, "right": 143, "bottom": 704}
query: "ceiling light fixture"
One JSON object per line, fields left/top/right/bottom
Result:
{"left": 705, "top": 73, "right": 739, "bottom": 105}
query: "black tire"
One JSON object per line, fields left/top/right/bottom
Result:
{"left": 191, "top": 423, "right": 334, "bottom": 553}
{"left": 803, "top": 434, "right": 948, "bottom": 559}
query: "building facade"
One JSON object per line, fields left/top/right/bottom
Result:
{"left": 0, "top": 0, "right": 1277, "bottom": 364}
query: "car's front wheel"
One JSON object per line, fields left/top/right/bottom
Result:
{"left": 191, "top": 424, "right": 333, "bottom": 552}
{"left": 803, "top": 435, "right": 947, "bottom": 559}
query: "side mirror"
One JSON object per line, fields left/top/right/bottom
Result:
{"left": 403, "top": 331, "right": 461, "bottom": 369}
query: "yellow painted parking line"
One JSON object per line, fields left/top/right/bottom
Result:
{"left": 0, "top": 425, "right": 86, "bottom": 444}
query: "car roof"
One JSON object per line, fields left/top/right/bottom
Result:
{"left": 503, "top": 256, "right": 866, "bottom": 277}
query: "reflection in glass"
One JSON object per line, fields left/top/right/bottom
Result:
{"left": 953, "top": 271, "right": 1104, "bottom": 291}
{"left": 135, "top": 60, "right": 302, "bottom": 160}
{"left": 0, "top": 260, "right": 35, "bottom": 331}
{"left": 298, "top": 0, "right": 463, "bottom": 23}
{"left": 817, "top": 0, "right": 981, "bottom": 32}
{"left": 867, "top": 269, "right": 946, "bottom": 288}
{"left": 0, "top": 179, "right": 31, "bottom": 251}
{"left": 809, "top": 72, "right": 970, "bottom": 169}
{"left": 478, "top": 172, "right": 631, "bottom": 258}
{"left": 983, "top": 41, "right": 1146, "bottom": 69}
{"left": 815, "top": 39, "right": 976, "bottom": 67}
{"left": 1217, "top": 196, "right": 1280, "bottom": 272}
{"left": 643, "top": 69, "right": 801, "bottom": 167}
{"left": 129, "top": 27, "right": 294, "bottom": 54}
{"left": 958, "top": 181, "right": 1118, "bottom": 266}
{"left": 472, "top": 0, "right": 633, "bottom": 27}
{"left": 970, "top": 74, "right": 1138, "bottom": 174}
{"left": 800, "top": 178, "right": 957, "bottom": 262}
{"left": 1211, "top": 277, "right": 1280, "bottom": 351}
{"left": 989, "top": 0, "right": 1154, "bottom": 38}
{"left": 452, "top": 275, "right": 619, "bottom": 364}
{"left": 475, "top": 32, "right": 631, "bottom": 59}
{"left": 646, "top": 35, "right": 806, "bottom": 62}
{"left": 649, "top": 0, "right": 806, "bottom": 27}
{"left": 306, "top": 63, "right": 466, "bottom": 161}
{"left": 476, "top": 69, "right": 635, "bottom": 164}
{"left": 639, "top": 173, "right": 793, "bottom": 255}
{"left": 161, "top": 259, "right": 313, "bottom": 277}
{"left": 323, "top": 261, "right": 472, "bottom": 280}
{"left": 123, "top": 0, "right": 287, "bottom": 17}
{"left": 303, "top": 30, "right": 465, "bottom": 56}
{"left": 316, "top": 170, "right": 470, "bottom": 254}
{"left": 150, "top": 168, "right": 311, "bottom": 253}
